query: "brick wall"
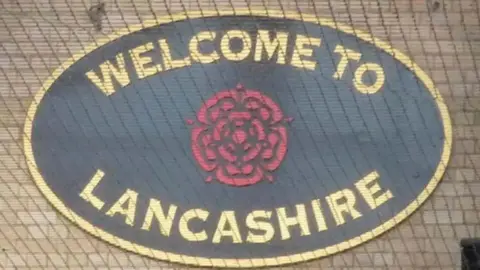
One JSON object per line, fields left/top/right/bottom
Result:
{"left": 0, "top": 0, "right": 479, "bottom": 269}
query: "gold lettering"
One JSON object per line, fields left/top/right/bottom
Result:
{"left": 326, "top": 189, "right": 362, "bottom": 226}
{"left": 105, "top": 189, "right": 138, "bottom": 226}
{"left": 333, "top": 44, "right": 362, "bottom": 80}
{"left": 291, "top": 34, "right": 321, "bottom": 70}
{"left": 141, "top": 198, "right": 177, "bottom": 236}
{"left": 212, "top": 211, "right": 242, "bottom": 243}
{"left": 245, "top": 210, "right": 274, "bottom": 243}
{"left": 354, "top": 63, "right": 385, "bottom": 94}
{"left": 189, "top": 31, "right": 220, "bottom": 64}
{"left": 276, "top": 204, "right": 310, "bottom": 240}
{"left": 159, "top": 39, "right": 191, "bottom": 70}
{"left": 178, "top": 209, "right": 209, "bottom": 242}
{"left": 355, "top": 171, "right": 393, "bottom": 209}
{"left": 129, "top": 42, "right": 162, "bottom": 79}
{"left": 86, "top": 53, "right": 130, "bottom": 95}
{"left": 221, "top": 30, "right": 252, "bottom": 61}
{"left": 311, "top": 199, "right": 328, "bottom": 232}
{"left": 79, "top": 169, "right": 105, "bottom": 210}
{"left": 254, "top": 30, "right": 288, "bottom": 64}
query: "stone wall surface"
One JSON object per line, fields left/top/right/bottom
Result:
{"left": 0, "top": 0, "right": 479, "bottom": 269}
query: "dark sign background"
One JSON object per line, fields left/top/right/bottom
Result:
{"left": 28, "top": 14, "right": 448, "bottom": 262}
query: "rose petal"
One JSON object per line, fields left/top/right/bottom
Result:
{"left": 213, "top": 119, "right": 227, "bottom": 141}
{"left": 206, "top": 147, "right": 216, "bottom": 160}
{"left": 209, "top": 107, "right": 221, "bottom": 122}
{"left": 241, "top": 164, "right": 254, "bottom": 174}
{"left": 260, "top": 107, "right": 270, "bottom": 121}
{"left": 225, "top": 164, "right": 241, "bottom": 175}
{"left": 245, "top": 100, "right": 261, "bottom": 110}
{"left": 219, "top": 145, "right": 236, "bottom": 162}
{"left": 268, "top": 132, "right": 279, "bottom": 146}
{"left": 222, "top": 101, "right": 235, "bottom": 111}
{"left": 202, "top": 134, "right": 212, "bottom": 146}
{"left": 262, "top": 149, "right": 273, "bottom": 159}
{"left": 243, "top": 143, "right": 262, "bottom": 162}
{"left": 252, "top": 119, "right": 266, "bottom": 140}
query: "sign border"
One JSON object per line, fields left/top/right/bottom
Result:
{"left": 23, "top": 9, "right": 452, "bottom": 268}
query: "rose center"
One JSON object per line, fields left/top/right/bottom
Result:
{"left": 217, "top": 118, "right": 268, "bottom": 168}
{"left": 232, "top": 129, "right": 247, "bottom": 144}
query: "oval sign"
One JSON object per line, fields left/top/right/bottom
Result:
{"left": 25, "top": 10, "right": 452, "bottom": 268}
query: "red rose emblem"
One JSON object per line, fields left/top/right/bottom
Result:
{"left": 188, "top": 84, "right": 291, "bottom": 187}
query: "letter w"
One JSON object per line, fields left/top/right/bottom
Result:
{"left": 86, "top": 54, "right": 130, "bottom": 95}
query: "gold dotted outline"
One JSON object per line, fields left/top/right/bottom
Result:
{"left": 23, "top": 9, "right": 452, "bottom": 268}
